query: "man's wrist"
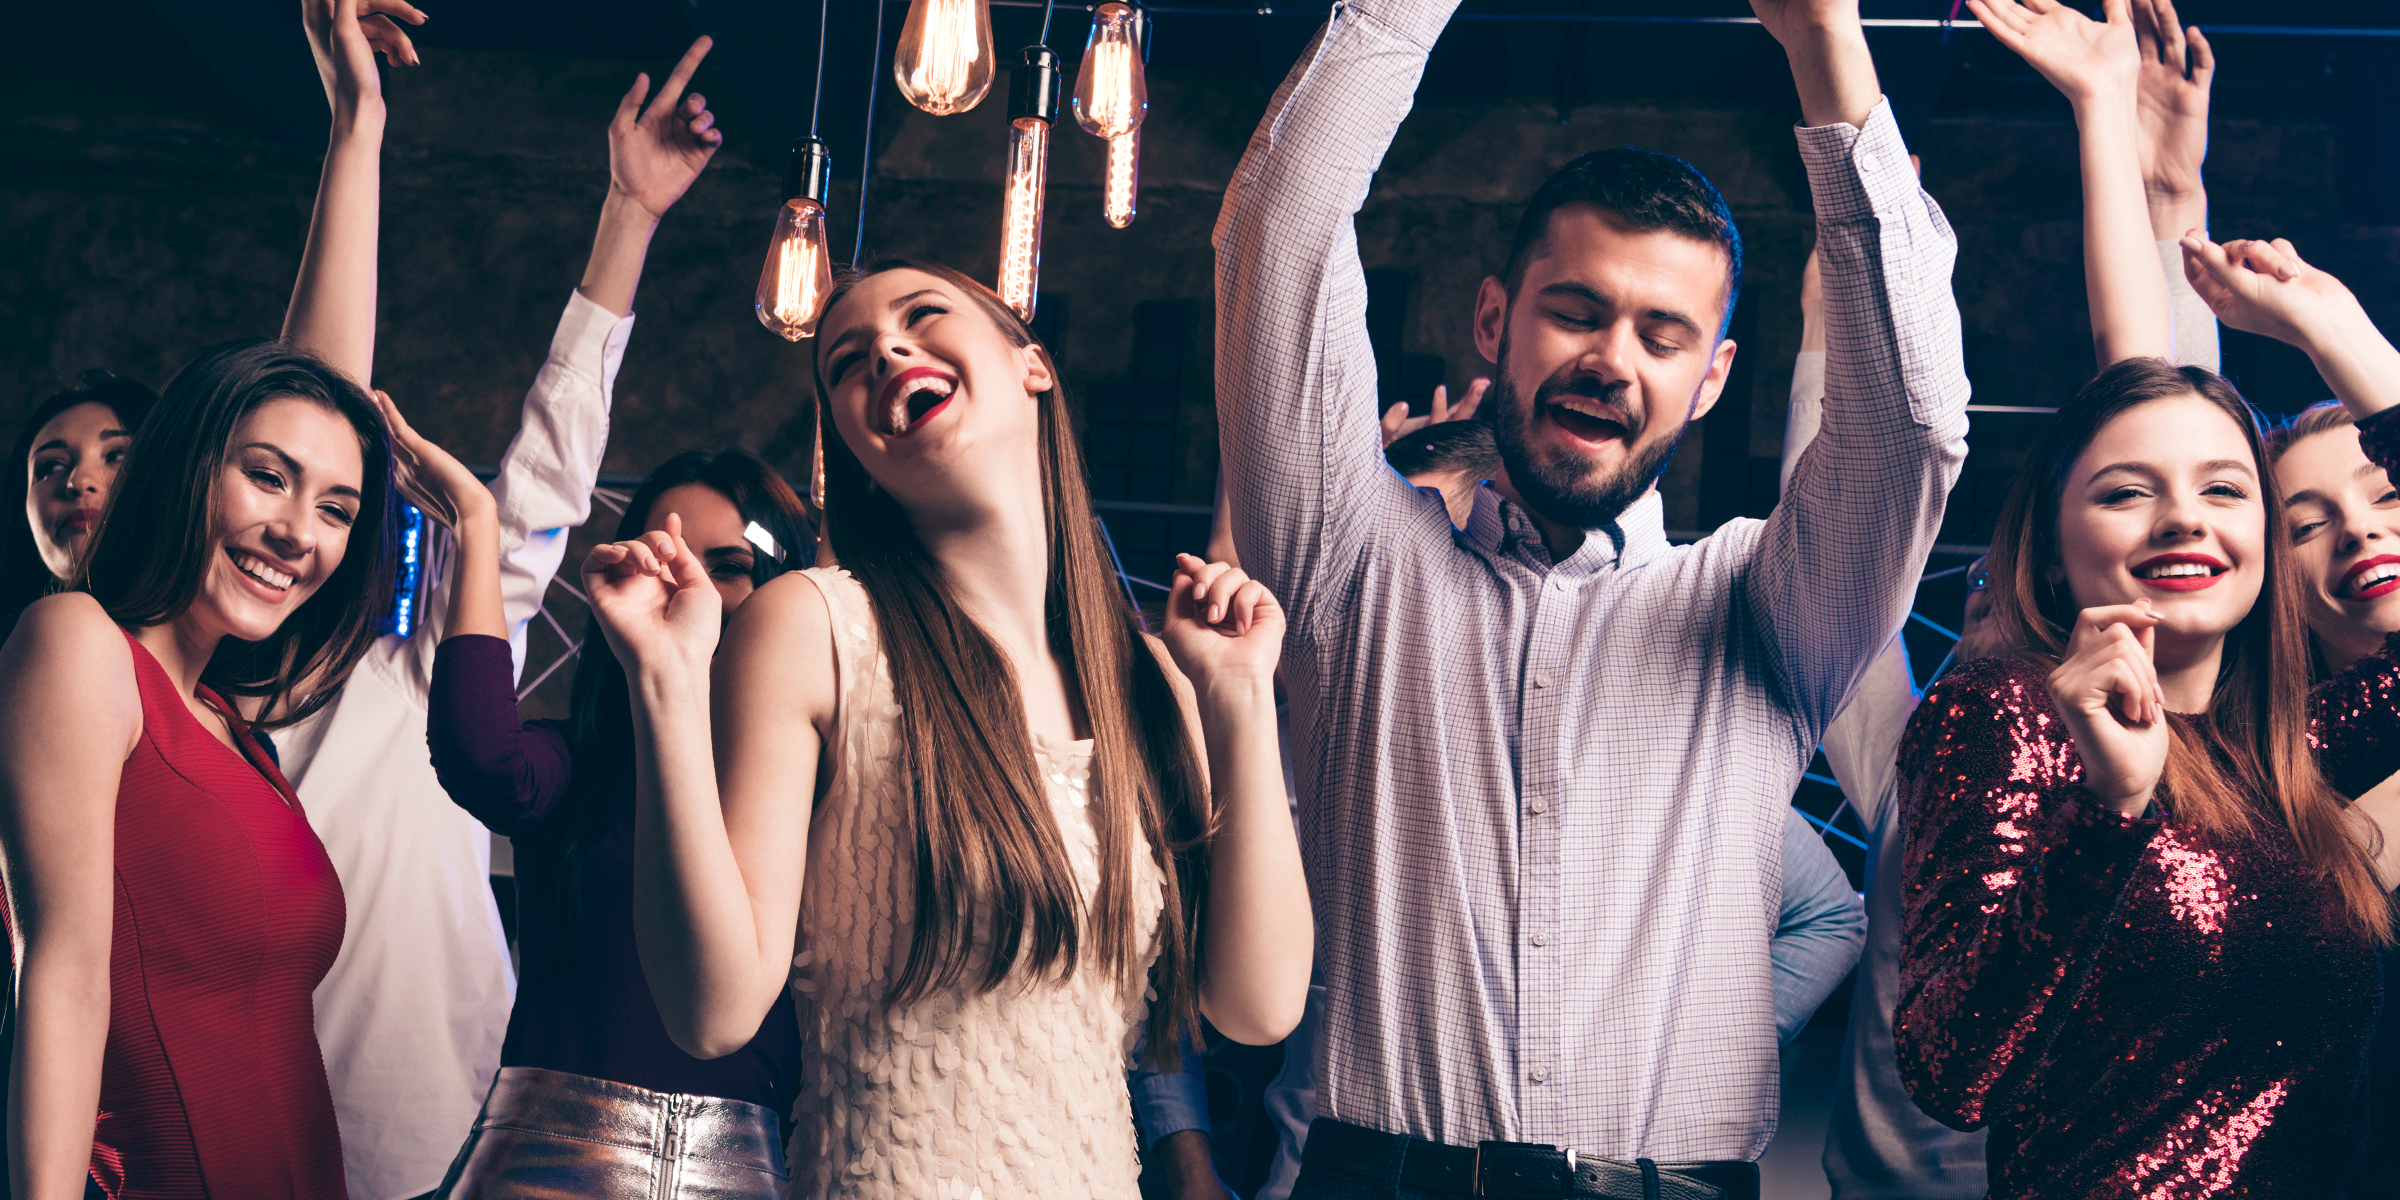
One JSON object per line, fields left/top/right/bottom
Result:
{"left": 2146, "top": 192, "right": 2207, "bottom": 242}
{"left": 602, "top": 183, "right": 671, "bottom": 229}
{"left": 1780, "top": 28, "right": 1879, "bottom": 130}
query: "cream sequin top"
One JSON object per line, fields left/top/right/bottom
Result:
{"left": 788, "top": 568, "right": 1163, "bottom": 1199}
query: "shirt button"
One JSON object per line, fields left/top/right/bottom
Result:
{"left": 1533, "top": 674, "right": 1552, "bottom": 689}
{"left": 1531, "top": 1067, "right": 1549, "bottom": 1084}
{"left": 1549, "top": 577, "right": 1568, "bottom": 593}
{"left": 1859, "top": 149, "right": 1881, "bottom": 174}
{"left": 1531, "top": 931, "right": 1548, "bottom": 947}
{"left": 1528, "top": 797, "right": 1547, "bottom": 814}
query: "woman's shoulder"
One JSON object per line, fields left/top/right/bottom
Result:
{"left": 1900, "top": 653, "right": 2067, "bottom": 768}
{"left": 7, "top": 592, "right": 131, "bottom": 668}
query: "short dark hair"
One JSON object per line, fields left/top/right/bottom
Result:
{"left": 6, "top": 371, "right": 160, "bottom": 631}
{"left": 1384, "top": 418, "right": 1500, "bottom": 481}
{"left": 1503, "top": 147, "right": 1743, "bottom": 336}
{"left": 77, "top": 340, "right": 396, "bottom": 728}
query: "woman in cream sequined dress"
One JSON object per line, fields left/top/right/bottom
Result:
{"left": 582, "top": 258, "right": 1314, "bottom": 1199}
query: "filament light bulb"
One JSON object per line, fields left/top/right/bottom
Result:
{"left": 998, "top": 47, "right": 1060, "bottom": 321}
{"left": 1071, "top": 4, "right": 1146, "bottom": 139}
{"left": 1000, "top": 118, "right": 1050, "bottom": 320}
{"left": 1104, "top": 128, "right": 1139, "bottom": 229}
{"left": 894, "top": 0, "right": 996, "bottom": 116}
{"left": 756, "top": 138, "right": 836, "bottom": 341}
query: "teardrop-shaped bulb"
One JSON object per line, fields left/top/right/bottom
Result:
{"left": 998, "top": 116, "right": 1050, "bottom": 320}
{"left": 894, "top": 0, "right": 996, "bottom": 116}
{"left": 1104, "top": 128, "right": 1139, "bottom": 229}
{"left": 1071, "top": 3, "right": 1146, "bottom": 138}
{"left": 756, "top": 198, "right": 833, "bottom": 341}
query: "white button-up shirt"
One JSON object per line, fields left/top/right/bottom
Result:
{"left": 273, "top": 290, "right": 627, "bottom": 1199}
{"left": 1212, "top": 0, "right": 1969, "bottom": 1161}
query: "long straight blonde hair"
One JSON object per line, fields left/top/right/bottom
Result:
{"left": 810, "top": 259, "right": 1210, "bottom": 1064}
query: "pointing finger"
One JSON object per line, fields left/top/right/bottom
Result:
{"left": 651, "top": 35, "right": 714, "bottom": 117}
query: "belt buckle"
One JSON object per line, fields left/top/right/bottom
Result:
{"left": 1473, "top": 1140, "right": 1568, "bottom": 1199}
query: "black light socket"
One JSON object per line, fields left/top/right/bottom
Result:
{"left": 781, "top": 136, "right": 834, "bottom": 205}
{"left": 1009, "top": 45, "right": 1061, "bottom": 124}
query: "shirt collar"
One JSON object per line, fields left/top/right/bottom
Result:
{"left": 1478, "top": 486, "right": 1671, "bottom": 577}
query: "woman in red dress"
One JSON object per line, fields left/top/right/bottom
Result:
{"left": 0, "top": 0, "right": 422, "bottom": 1193}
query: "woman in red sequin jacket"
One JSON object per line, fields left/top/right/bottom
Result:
{"left": 1894, "top": 235, "right": 2400, "bottom": 1200}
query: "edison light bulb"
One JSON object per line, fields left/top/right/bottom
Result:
{"left": 894, "top": 0, "right": 995, "bottom": 116}
{"left": 756, "top": 138, "right": 835, "bottom": 341}
{"left": 1071, "top": 4, "right": 1146, "bottom": 139}
{"left": 1104, "top": 128, "right": 1139, "bottom": 229}
{"left": 998, "top": 47, "right": 1059, "bottom": 321}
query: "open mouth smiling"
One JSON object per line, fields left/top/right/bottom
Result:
{"left": 2339, "top": 554, "right": 2400, "bottom": 601}
{"left": 877, "top": 367, "right": 957, "bottom": 438}
{"left": 1543, "top": 393, "right": 1630, "bottom": 444}
{"left": 2132, "top": 552, "right": 2229, "bottom": 592}
{"left": 229, "top": 547, "right": 295, "bottom": 594}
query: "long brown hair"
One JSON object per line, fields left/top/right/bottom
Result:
{"left": 1984, "top": 357, "right": 2390, "bottom": 942}
{"left": 810, "top": 258, "right": 1209, "bottom": 1064}
{"left": 77, "top": 339, "right": 396, "bottom": 729}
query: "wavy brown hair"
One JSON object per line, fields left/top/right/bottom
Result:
{"left": 1983, "top": 357, "right": 2390, "bottom": 943}
{"left": 77, "top": 339, "right": 396, "bottom": 729}
{"left": 810, "top": 258, "right": 1210, "bottom": 1066}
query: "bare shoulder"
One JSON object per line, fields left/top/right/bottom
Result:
{"left": 715, "top": 570, "right": 840, "bottom": 725}
{"left": 0, "top": 593, "right": 141, "bottom": 762}
{"left": 3, "top": 593, "right": 134, "bottom": 688}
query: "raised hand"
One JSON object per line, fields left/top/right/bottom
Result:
{"left": 1968, "top": 0, "right": 2139, "bottom": 107}
{"left": 1745, "top": 0, "right": 1860, "bottom": 53}
{"left": 609, "top": 37, "right": 725, "bottom": 221}
{"left": 1746, "top": 0, "right": 1878, "bottom": 131}
{"left": 1160, "top": 553, "right": 1285, "bottom": 690}
{"left": 303, "top": 0, "right": 426, "bottom": 112}
{"left": 370, "top": 390, "right": 492, "bottom": 531}
{"left": 2178, "top": 235, "right": 2356, "bottom": 346}
{"left": 1380, "top": 378, "right": 1489, "bottom": 448}
{"left": 582, "top": 513, "right": 724, "bottom": 678}
{"left": 2047, "top": 603, "right": 2169, "bottom": 816}
{"left": 2132, "top": 0, "right": 2212, "bottom": 210}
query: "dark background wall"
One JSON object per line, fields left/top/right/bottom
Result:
{"left": 6, "top": 0, "right": 2398, "bottom": 708}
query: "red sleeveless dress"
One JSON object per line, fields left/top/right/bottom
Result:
{"left": 88, "top": 631, "right": 348, "bottom": 1198}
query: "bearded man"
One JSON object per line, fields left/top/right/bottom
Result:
{"left": 1210, "top": 0, "right": 1969, "bottom": 1196}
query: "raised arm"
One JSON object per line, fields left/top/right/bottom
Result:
{"left": 1894, "top": 659, "right": 2157, "bottom": 1128}
{"left": 2181, "top": 236, "right": 2400, "bottom": 423}
{"left": 1, "top": 596, "right": 140, "bottom": 1200}
{"left": 589, "top": 526, "right": 824, "bottom": 1058}
{"left": 2133, "top": 0, "right": 2219, "bottom": 370}
{"left": 1211, "top": 0, "right": 1458, "bottom": 632}
{"left": 282, "top": 0, "right": 425, "bottom": 385}
{"left": 1971, "top": 0, "right": 2168, "bottom": 368}
{"left": 1747, "top": 0, "right": 1971, "bottom": 737}
{"left": 1158, "top": 556, "right": 1311, "bottom": 1045}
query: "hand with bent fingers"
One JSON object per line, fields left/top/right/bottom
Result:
{"left": 2132, "top": 0, "right": 2212, "bottom": 205}
{"left": 582, "top": 513, "right": 723, "bottom": 677}
{"left": 2178, "top": 234, "right": 2364, "bottom": 348}
{"left": 304, "top": 0, "right": 426, "bottom": 110}
{"left": 1160, "top": 553, "right": 1286, "bottom": 689}
{"left": 1968, "top": 0, "right": 2140, "bottom": 107}
{"left": 609, "top": 36, "right": 725, "bottom": 221}
{"left": 1381, "top": 378, "right": 1489, "bottom": 448}
{"left": 371, "top": 390, "right": 491, "bottom": 532}
{"left": 2047, "top": 602, "right": 2170, "bottom": 816}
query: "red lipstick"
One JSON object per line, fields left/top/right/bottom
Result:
{"left": 2131, "top": 551, "right": 2229, "bottom": 593}
{"left": 2340, "top": 553, "right": 2400, "bottom": 602}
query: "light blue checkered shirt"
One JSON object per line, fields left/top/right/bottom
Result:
{"left": 1211, "top": 0, "right": 1969, "bottom": 1162}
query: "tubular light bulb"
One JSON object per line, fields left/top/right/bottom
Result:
{"left": 894, "top": 0, "right": 996, "bottom": 116}
{"left": 999, "top": 117, "right": 1050, "bottom": 320}
{"left": 1071, "top": 4, "right": 1146, "bottom": 139}
{"left": 756, "top": 138, "right": 836, "bottom": 341}
{"left": 1104, "top": 128, "right": 1139, "bottom": 228}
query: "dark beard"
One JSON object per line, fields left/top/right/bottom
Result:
{"left": 1488, "top": 333, "right": 1688, "bottom": 530}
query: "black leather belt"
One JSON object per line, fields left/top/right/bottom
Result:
{"left": 1302, "top": 1118, "right": 1759, "bottom": 1200}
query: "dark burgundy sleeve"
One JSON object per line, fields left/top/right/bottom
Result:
{"left": 428, "top": 634, "right": 575, "bottom": 837}
{"left": 1893, "top": 656, "right": 2159, "bottom": 1131}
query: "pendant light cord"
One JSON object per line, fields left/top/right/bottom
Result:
{"left": 809, "top": 0, "right": 829, "bottom": 138}
{"left": 1039, "top": 0, "right": 1057, "bottom": 46}
{"left": 853, "top": 0, "right": 887, "bottom": 267}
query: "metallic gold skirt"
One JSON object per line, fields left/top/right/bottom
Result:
{"left": 430, "top": 1067, "right": 788, "bottom": 1200}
